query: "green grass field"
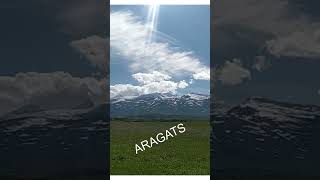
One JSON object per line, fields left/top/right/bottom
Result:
{"left": 110, "top": 119, "right": 210, "bottom": 175}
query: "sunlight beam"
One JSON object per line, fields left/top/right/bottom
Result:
{"left": 146, "top": 5, "right": 160, "bottom": 44}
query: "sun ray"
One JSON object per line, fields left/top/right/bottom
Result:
{"left": 146, "top": 5, "right": 160, "bottom": 44}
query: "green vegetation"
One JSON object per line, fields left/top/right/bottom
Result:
{"left": 110, "top": 119, "right": 210, "bottom": 175}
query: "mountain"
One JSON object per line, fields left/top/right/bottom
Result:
{"left": 213, "top": 96, "right": 320, "bottom": 175}
{"left": 4, "top": 94, "right": 320, "bottom": 177}
{"left": 111, "top": 93, "right": 210, "bottom": 119}
{"left": 0, "top": 103, "right": 108, "bottom": 177}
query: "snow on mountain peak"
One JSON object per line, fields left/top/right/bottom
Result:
{"left": 184, "top": 93, "right": 210, "bottom": 100}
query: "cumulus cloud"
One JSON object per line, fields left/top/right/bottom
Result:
{"left": 193, "top": 69, "right": 210, "bottom": 80}
{"left": 110, "top": 11, "right": 210, "bottom": 80}
{"left": 110, "top": 84, "right": 141, "bottom": 98}
{"left": 70, "top": 35, "right": 107, "bottom": 69}
{"left": 111, "top": 71, "right": 188, "bottom": 98}
{"left": 217, "top": 59, "right": 251, "bottom": 86}
{"left": 110, "top": 81, "right": 187, "bottom": 98}
{"left": 178, "top": 80, "right": 188, "bottom": 88}
{"left": 0, "top": 72, "right": 106, "bottom": 116}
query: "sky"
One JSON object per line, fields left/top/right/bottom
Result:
{"left": 0, "top": 0, "right": 108, "bottom": 115}
{"left": 0, "top": 0, "right": 107, "bottom": 77}
{"left": 212, "top": 0, "right": 320, "bottom": 106}
{"left": 110, "top": 5, "right": 210, "bottom": 98}
{"left": 1, "top": 0, "right": 320, "bottom": 114}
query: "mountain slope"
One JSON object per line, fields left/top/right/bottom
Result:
{"left": 213, "top": 97, "right": 320, "bottom": 174}
{"left": 111, "top": 93, "right": 210, "bottom": 118}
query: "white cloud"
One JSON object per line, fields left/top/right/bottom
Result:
{"left": 110, "top": 80, "right": 188, "bottom": 98}
{"left": 193, "top": 68, "right": 210, "bottom": 80}
{"left": 110, "top": 84, "right": 142, "bottom": 98}
{"left": 70, "top": 35, "right": 107, "bottom": 69}
{"left": 132, "top": 71, "right": 171, "bottom": 85}
{"left": 111, "top": 71, "right": 188, "bottom": 98}
{"left": 217, "top": 59, "right": 251, "bottom": 85}
{"left": 178, "top": 80, "right": 188, "bottom": 88}
{"left": 110, "top": 11, "right": 209, "bottom": 80}
{"left": 0, "top": 72, "right": 106, "bottom": 116}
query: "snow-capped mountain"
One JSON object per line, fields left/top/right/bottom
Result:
{"left": 0, "top": 102, "right": 108, "bottom": 176}
{"left": 213, "top": 96, "right": 320, "bottom": 174}
{"left": 111, "top": 93, "right": 210, "bottom": 118}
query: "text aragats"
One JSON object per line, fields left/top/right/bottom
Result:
{"left": 135, "top": 123, "right": 186, "bottom": 154}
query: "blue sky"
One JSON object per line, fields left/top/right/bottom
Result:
{"left": 110, "top": 5, "right": 210, "bottom": 97}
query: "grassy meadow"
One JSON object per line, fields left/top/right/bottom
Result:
{"left": 110, "top": 119, "right": 210, "bottom": 175}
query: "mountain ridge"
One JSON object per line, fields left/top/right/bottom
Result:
{"left": 111, "top": 92, "right": 210, "bottom": 118}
